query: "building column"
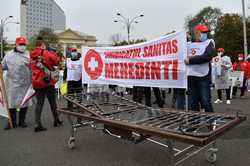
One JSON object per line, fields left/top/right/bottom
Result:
{"left": 62, "top": 43, "right": 67, "bottom": 57}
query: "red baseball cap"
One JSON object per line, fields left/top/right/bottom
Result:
{"left": 238, "top": 53, "right": 244, "bottom": 58}
{"left": 194, "top": 24, "right": 210, "bottom": 33}
{"left": 70, "top": 48, "right": 77, "bottom": 52}
{"left": 15, "top": 37, "right": 27, "bottom": 45}
{"left": 217, "top": 48, "right": 225, "bottom": 53}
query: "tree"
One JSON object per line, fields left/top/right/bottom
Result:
{"left": 214, "top": 14, "right": 243, "bottom": 61}
{"left": 214, "top": 14, "right": 250, "bottom": 62}
{"left": 28, "top": 28, "right": 59, "bottom": 50}
{"left": 110, "top": 33, "right": 122, "bottom": 45}
{"left": 185, "top": 6, "right": 222, "bottom": 37}
{"left": 113, "top": 38, "right": 147, "bottom": 46}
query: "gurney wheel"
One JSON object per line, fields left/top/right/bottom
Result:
{"left": 68, "top": 137, "right": 76, "bottom": 149}
{"left": 206, "top": 148, "right": 217, "bottom": 163}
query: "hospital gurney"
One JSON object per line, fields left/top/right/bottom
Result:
{"left": 57, "top": 89, "right": 246, "bottom": 166}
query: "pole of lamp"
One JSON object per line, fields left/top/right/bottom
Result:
{"left": 114, "top": 13, "right": 143, "bottom": 45}
{"left": 242, "top": 0, "right": 248, "bottom": 58}
{"left": 0, "top": 19, "right": 4, "bottom": 60}
{"left": 0, "top": 16, "right": 14, "bottom": 60}
{"left": 127, "top": 19, "right": 130, "bottom": 44}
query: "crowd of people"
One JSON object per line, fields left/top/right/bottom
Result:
{"left": 1, "top": 24, "right": 250, "bottom": 131}
{"left": 1, "top": 36, "right": 62, "bottom": 131}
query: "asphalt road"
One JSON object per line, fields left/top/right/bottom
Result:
{"left": 0, "top": 90, "right": 250, "bottom": 166}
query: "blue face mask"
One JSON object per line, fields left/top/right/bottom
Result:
{"left": 200, "top": 33, "right": 208, "bottom": 42}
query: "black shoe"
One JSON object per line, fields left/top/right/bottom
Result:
{"left": 34, "top": 126, "right": 47, "bottom": 132}
{"left": 19, "top": 122, "right": 28, "bottom": 128}
{"left": 54, "top": 120, "right": 63, "bottom": 127}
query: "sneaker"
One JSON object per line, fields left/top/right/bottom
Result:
{"left": 214, "top": 99, "right": 222, "bottom": 104}
{"left": 226, "top": 100, "right": 231, "bottom": 104}
{"left": 34, "top": 126, "right": 47, "bottom": 132}
{"left": 53, "top": 120, "right": 63, "bottom": 127}
{"left": 240, "top": 96, "right": 247, "bottom": 99}
{"left": 19, "top": 122, "right": 28, "bottom": 128}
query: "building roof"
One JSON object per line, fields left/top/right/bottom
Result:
{"left": 55, "top": 29, "right": 97, "bottom": 41}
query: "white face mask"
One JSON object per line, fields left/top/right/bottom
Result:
{"left": 218, "top": 52, "right": 222, "bottom": 56}
{"left": 71, "top": 52, "right": 78, "bottom": 59}
{"left": 238, "top": 57, "right": 243, "bottom": 61}
{"left": 16, "top": 45, "right": 26, "bottom": 53}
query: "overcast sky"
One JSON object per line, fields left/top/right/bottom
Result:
{"left": 0, "top": 0, "right": 249, "bottom": 43}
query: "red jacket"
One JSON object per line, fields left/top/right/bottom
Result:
{"left": 30, "top": 47, "right": 60, "bottom": 89}
{"left": 233, "top": 61, "right": 250, "bottom": 79}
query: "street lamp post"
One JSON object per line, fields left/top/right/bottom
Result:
{"left": 114, "top": 13, "right": 144, "bottom": 44}
{"left": 242, "top": 0, "right": 248, "bottom": 58}
{"left": 0, "top": 16, "right": 15, "bottom": 59}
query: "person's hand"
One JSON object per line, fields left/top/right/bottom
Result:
{"left": 184, "top": 57, "right": 190, "bottom": 65}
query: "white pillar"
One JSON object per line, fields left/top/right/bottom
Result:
{"left": 62, "top": 44, "right": 67, "bottom": 58}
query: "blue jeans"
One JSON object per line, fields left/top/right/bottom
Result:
{"left": 188, "top": 77, "right": 213, "bottom": 112}
{"left": 174, "top": 88, "right": 185, "bottom": 110}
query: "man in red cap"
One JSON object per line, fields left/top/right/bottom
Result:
{"left": 1, "top": 37, "right": 31, "bottom": 129}
{"left": 232, "top": 53, "right": 250, "bottom": 98}
{"left": 63, "top": 48, "right": 82, "bottom": 109}
{"left": 185, "top": 24, "right": 215, "bottom": 112}
{"left": 213, "top": 48, "right": 232, "bottom": 104}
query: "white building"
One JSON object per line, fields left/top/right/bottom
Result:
{"left": 20, "top": 0, "right": 66, "bottom": 39}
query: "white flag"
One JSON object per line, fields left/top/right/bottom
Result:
{"left": 20, "top": 85, "right": 36, "bottom": 107}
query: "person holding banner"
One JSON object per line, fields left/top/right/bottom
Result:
{"left": 63, "top": 48, "right": 82, "bottom": 108}
{"left": 232, "top": 53, "right": 250, "bottom": 98}
{"left": 1, "top": 37, "right": 31, "bottom": 129}
{"left": 30, "top": 37, "right": 62, "bottom": 132}
{"left": 213, "top": 48, "right": 232, "bottom": 104}
{"left": 185, "top": 24, "right": 215, "bottom": 113}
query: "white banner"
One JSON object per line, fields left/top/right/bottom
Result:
{"left": 229, "top": 71, "right": 244, "bottom": 87}
{"left": 82, "top": 31, "right": 187, "bottom": 88}
{"left": 20, "top": 85, "right": 36, "bottom": 107}
{"left": 0, "top": 71, "right": 9, "bottom": 118}
{"left": 212, "top": 55, "right": 222, "bottom": 76}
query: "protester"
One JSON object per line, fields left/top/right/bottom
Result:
{"left": 1, "top": 37, "right": 31, "bottom": 130}
{"left": 30, "top": 37, "right": 62, "bottom": 132}
{"left": 132, "top": 86, "right": 143, "bottom": 103}
{"left": 172, "top": 88, "right": 186, "bottom": 109}
{"left": 213, "top": 48, "right": 232, "bottom": 104}
{"left": 185, "top": 24, "right": 215, "bottom": 112}
{"left": 232, "top": 53, "right": 250, "bottom": 98}
{"left": 144, "top": 87, "right": 164, "bottom": 108}
{"left": 63, "top": 48, "right": 82, "bottom": 108}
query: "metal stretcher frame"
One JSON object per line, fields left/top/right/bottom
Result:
{"left": 58, "top": 91, "right": 246, "bottom": 166}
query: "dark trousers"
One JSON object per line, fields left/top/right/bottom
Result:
{"left": 132, "top": 86, "right": 143, "bottom": 103}
{"left": 7, "top": 107, "right": 28, "bottom": 127}
{"left": 35, "top": 86, "right": 59, "bottom": 126}
{"left": 175, "top": 89, "right": 186, "bottom": 110}
{"left": 188, "top": 77, "right": 213, "bottom": 112}
{"left": 217, "top": 89, "right": 230, "bottom": 100}
{"left": 144, "top": 87, "right": 164, "bottom": 108}
{"left": 144, "top": 87, "right": 151, "bottom": 107}
{"left": 233, "top": 79, "right": 247, "bottom": 97}
{"left": 67, "top": 80, "right": 82, "bottom": 108}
